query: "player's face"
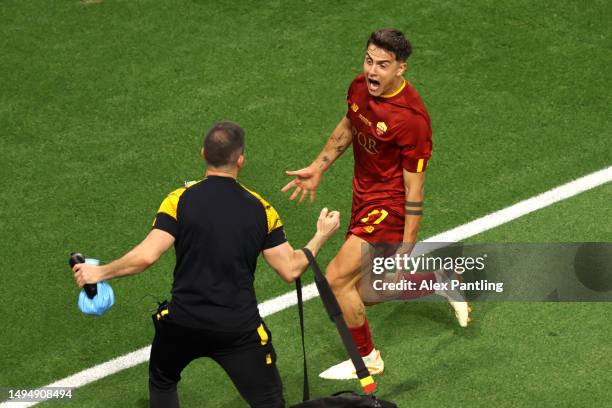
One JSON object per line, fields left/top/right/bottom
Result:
{"left": 363, "top": 44, "right": 407, "bottom": 97}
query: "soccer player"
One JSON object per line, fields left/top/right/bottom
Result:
{"left": 73, "top": 121, "right": 341, "bottom": 407}
{"left": 282, "top": 29, "right": 470, "bottom": 380}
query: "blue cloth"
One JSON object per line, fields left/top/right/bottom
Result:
{"left": 77, "top": 259, "right": 115, "bottom": 316}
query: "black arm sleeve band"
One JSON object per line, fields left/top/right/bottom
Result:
{"left": 153, "top": 212, "right": 178, "bottom": 238}
{"left": 263, "top": 227, "right": 288, "bottom": 250}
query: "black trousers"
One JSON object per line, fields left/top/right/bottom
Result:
{"left": 149, "top": 316, "right": 285, "bottom": 408}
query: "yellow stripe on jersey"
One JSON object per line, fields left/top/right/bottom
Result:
{"left": 416, "top": 158, "right": 425, "bottom": 173}
{"left": 239, "top": 183, "right": 284, "bottom": 233}
{"left": 155, "top": 180, "right": 204, "bottom": 222}
{"left": 381, "top": 79, "right": 406, "bottom": 98}
{"left": 157, "top": 187, "right": 186, "bottom": 220}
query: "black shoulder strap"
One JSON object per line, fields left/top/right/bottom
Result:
{"left": 295, "top": 276, "right": 310, "bottom": 402}
{"left": 297, "top": 248, "right": 377, "bottom": 400}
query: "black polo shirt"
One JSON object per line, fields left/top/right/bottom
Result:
{"left": 152, "top": 176, "right": 287, "bottom": 331}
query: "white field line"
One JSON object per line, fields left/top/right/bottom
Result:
{"left": 3, "top": 165, "right": 610, "bottom": 407}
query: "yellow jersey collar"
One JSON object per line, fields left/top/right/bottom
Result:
{"left": 381, "top": 79, "right": 406, "bottom": 98}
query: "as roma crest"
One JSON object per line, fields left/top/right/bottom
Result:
{"left": 375, "top": 121, "right": 387, "bottom": 136}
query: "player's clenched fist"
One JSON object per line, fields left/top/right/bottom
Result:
{"left": 316, "top": 207, "right": 340, "bottom": 238}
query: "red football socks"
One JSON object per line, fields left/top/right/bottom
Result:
{"left": 399, "top": 272, "right": 436, "bottom": 299}
{"left": 349, "top": 319, "right": 375, "bottom": 357}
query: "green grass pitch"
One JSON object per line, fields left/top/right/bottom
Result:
{"left": 1, "top": 0, "right": 611, "bottom": 407}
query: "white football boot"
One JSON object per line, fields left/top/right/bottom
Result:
{"left": 434, "top": 269, "right": 471, "bottom": 327}
{"left": 319, "top": 348, "right": 384, "bottom": 380}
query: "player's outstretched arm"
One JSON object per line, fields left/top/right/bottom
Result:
{"left": 281, "top": 116, "right": 352, "bottom": 203}
{"left": 263, "top": 208, "right": 340, "bottom": 282}
{"left": 72, "top": 229, "right": 175, "bottom": 288}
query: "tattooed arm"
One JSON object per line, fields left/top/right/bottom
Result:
{"left": 281, "top": 116, "right": 353, "bottom": 203}
{"left": 400, "top": 169, "right": 426, "bottom": 254}
{"left": 310, "top": 116, "right": 353, "bottom": 172}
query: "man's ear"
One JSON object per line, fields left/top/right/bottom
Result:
{"left": 397, "top": 61, "right": 407, "bottom": 77}
{"left": 237, "top": 154, "right": 245, "bottom": 168}
{"left": 201, "top": 147, "right": 206, "bottom": 159}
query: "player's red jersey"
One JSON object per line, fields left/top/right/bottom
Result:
{"left": 345, "top": 73, "right": 432, "bottom": 242}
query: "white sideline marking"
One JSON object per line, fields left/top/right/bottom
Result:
{"left": 423, "top": 165, "right": 612, "bottom": 243}
{"left": 3, "top": 165, "right": 610, "bottom": 407}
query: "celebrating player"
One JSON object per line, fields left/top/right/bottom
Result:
{"left": 282, "top": 29, "right": 470, "bottom": 380}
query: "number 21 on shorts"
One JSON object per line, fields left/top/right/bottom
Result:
{"left": 360, "top": 209, "right": 388, "bottom": 233}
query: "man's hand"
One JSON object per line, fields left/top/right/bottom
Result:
{"left": 73, "top": 263, "right": 103, "bottom": 288}
{"left": 281, "top": 166, "right": 323, "bottom": 203}
{"left": 316, "top": 207, "right": 340, "bottom": 239}
{"left": 262, "top": 207, "right": 340, "bottom": 283}
{"left": 282, "top": 117, "right": 353, "bottom": 203}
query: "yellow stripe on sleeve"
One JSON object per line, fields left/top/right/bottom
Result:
{"left": 239, "top": 184, "right": 284, "bottom": 233}
{"left": 416, "top": 158, "right": 425, "bottom": 173}
{"left": 157, "top": 187, "right": 187, "bottom": 220}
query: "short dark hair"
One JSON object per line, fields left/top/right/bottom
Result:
{"left": 367, "top": 29, "right": 412, "bottom": 62}
{"left": 203, "top": 121, "right": 245, "bottom": 168}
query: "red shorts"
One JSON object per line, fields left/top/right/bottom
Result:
{"left": 347, "top": 202, "right": 404, "bottom": 244}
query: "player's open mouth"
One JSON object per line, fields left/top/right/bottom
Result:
{"left": 367, "top": 78, "right": 380, "bottom": 91}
